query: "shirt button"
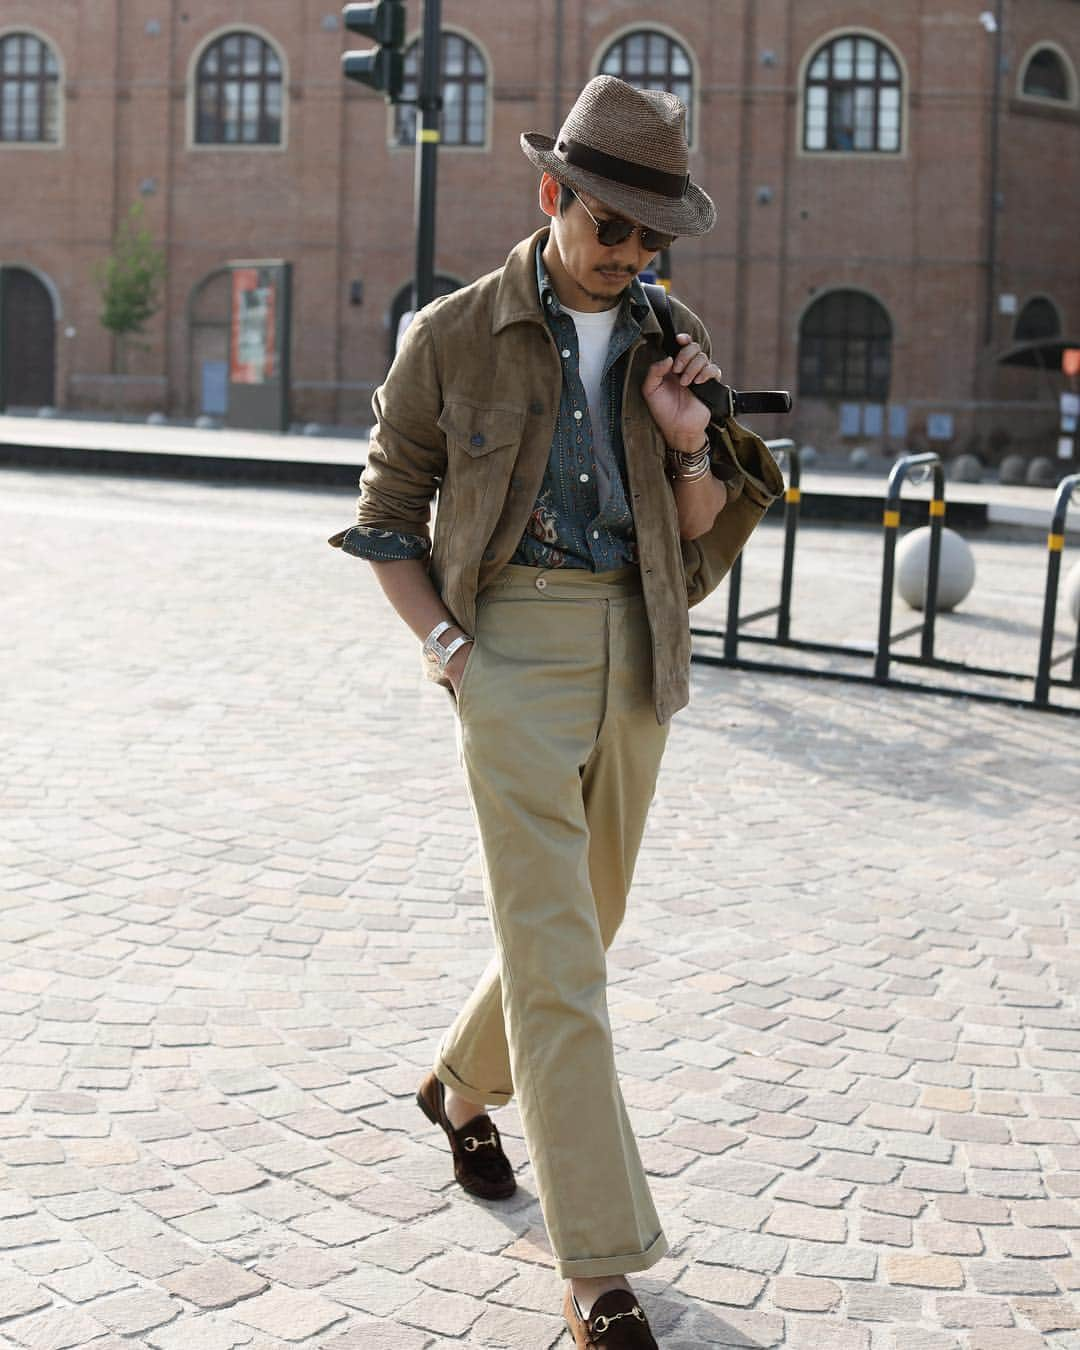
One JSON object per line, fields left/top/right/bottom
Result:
{"left": 536, "top": 576, "right": 548, "bottom": 590}
{"left": 579, "top": 473, "right": 589, "bottom": 482}
{"left": 561, "top": 349, "right": 571, "bottom": 359}
{"left": 573, "top": 410, "right": 583, "bottom": 421}
{"left": 483, "top": 548, "right": 495, "bottom": 561}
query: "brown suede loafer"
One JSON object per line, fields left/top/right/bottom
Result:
{"left": 563, "top": 1288, "right": 659, "bottom": 1349}
{"left": 416, "top": 1072, "right": 516, "bottom": 1200}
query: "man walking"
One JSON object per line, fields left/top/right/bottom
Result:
{"left": 331, "top": 76, "right": 781, "bottom": 1348}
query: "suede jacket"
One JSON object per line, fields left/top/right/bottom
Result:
{"left": 332, "top": 229, "right": 783, "bottom": 723}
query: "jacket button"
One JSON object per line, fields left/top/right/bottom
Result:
{"left": 511, "top": 475, "right": 522, "bottom": 490}
{"left": 483, "top": 548, "right": 496, "bottom": 561}
{"left": 471, "top": 432, "right": 485, "bottom": 448}
{"left": 529, "top": 401, "right": 544, "bottom": 415}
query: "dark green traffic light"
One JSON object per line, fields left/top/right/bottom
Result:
{"left": 342, "top": 1, "right": 406, "bottom": 101}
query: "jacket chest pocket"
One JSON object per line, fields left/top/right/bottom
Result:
{"left": 438, "top": 401, "right": 525, "bottom": 462}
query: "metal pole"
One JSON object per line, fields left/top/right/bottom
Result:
{"left": 724, "top": 554, "right": 743, "bottom": 663}
{"left": 921, "top": 463, "right": 946, "bottom": 662}
{"left": 1034, "top": 474, "right": 1079, "bottom": 705}
{"left": 777, "top": 444, "right": 801, "bottom": 643}
{"left": 413, "top": 0, "right": 442, "bottom": 311}
{"left": 983, "top": 0, "right": 1005, "bottom": 346}
{"left": 876, "top": 453, "right": 940, "bottom": 682}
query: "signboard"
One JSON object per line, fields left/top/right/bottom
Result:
{"left": 226, "top": 261, "right": 292, "bottom": 432}
{"left": 230, "top": 269, "right": 277, "bottom": 385}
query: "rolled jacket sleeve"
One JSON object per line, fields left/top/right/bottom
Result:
{"left": 327, "top": 525, "right": 430, "bottom": 561}
{"left": 327, "top": 311, "right": 446, "bottom": 555}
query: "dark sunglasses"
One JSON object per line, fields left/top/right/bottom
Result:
{"left": 572, "top": 189, "right": 676, "bottom": 253}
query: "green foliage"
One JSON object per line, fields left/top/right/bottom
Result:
{"left": 97, "top": 201, "right": 166, "bottom": 343}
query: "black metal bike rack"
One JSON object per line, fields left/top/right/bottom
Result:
{"left": 1034, "top": 473, "right": 1080, "bottom": 708}
{"left": 692, "top": 449, "right": 1080, "bottom": 716}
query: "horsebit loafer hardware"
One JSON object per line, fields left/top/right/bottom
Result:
{"left": 591, "top": 1306, "right": 647, "bottom": 1338}
{"left": 463, "top": 1132, "right": 499, "bottom": 1151}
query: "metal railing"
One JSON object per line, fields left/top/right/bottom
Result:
{"left": 692, "top": 447, "right": 1080, "bottom": 716}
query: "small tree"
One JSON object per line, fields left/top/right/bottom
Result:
{"left": 96, "top": 201, "right": 166, "bottom": 415}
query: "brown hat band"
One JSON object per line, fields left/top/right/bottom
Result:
{"left": 557, "top": 137, "right": 690, "bottom": 200}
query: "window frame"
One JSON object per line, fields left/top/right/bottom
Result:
{"left": 1016, "top": 41, "right": 1079, "bottom": 108}
{"left": 0, "top": 27, "right": 63, "bottom": 150}
{"left": 389, "top": 27, "right": 491, "bottom": 153}
{"left": 187, "top": 24, "right": 288, "bottom": 152}
{"left": 797, "top": 28, "right": 908, "bottom": 161}
{"left": 797, "top": 288, "right": 894, "bottom": 402}
{"left": 591, "top": 23, "right": 698, "bottom": 150}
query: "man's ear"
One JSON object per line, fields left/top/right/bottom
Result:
{"left": 539, "top": 172, "right": 560, "bottom": 220}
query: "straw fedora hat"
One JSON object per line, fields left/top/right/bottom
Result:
{"left": 520, "top": 75, "right": 716, "bottom": 237}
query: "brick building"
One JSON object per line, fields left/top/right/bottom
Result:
{"left": 1, "top": 0, "right": 1078, "bottom": 459}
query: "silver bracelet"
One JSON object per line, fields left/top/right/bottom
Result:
{"left": 423, "top": 620, "right": 473, "bottom": 675}
{"left": 667, "top": 445, "right": 712, "bottom": 482}
{"left": 666, "top": 437, "right": 712, "bottom": 481}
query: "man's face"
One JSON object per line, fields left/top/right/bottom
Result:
{"left": 542, "top": 175, "right": 658, "bottom": 311}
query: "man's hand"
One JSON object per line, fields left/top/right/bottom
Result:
{"left": 444, "top": 638, "right": 473, "bottom": 697}
{"left": 641, "top": 333, "right": 722, "bottom": 454}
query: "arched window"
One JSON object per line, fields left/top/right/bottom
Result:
{"left": 195, "top": 31, "right": 283, "bottom": 145}
{"left": 395, "top": 33, "right": 487, "bottom": 147}
{"left": 799, "top": 291, "right": 892, "bottom": 400}
{"left": 599, "top": 31, "right": 694, "bottom": 143}
{"left": 1021, "top": 47, "right": 1072, "bottom": 102}
{"left": 1015, "top": 297, "right": 1061, "bottom": 343}
{"left": 804, "top": 34, "right": 902, "bottom": 153}
{"left": 0, "top": 32, "right": 60, "bottom": 143}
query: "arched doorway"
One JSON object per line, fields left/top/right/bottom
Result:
{"left": 187, "top": 268, "right": 231, "bottom": 416}
{"left": 1, "top": 266, "right": 56, "bottom": 409}
{"left": 387, "top": 276, "right": 462, "bottom": 368}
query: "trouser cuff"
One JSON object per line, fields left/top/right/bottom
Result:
{"left": 555, "top": 1229, "right": 669, "bottom": 1279}
{"left": 434, "top": 1054, "right": 513, "bottom": 1109}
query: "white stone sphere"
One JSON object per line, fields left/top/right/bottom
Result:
{"left": 849, "top": 446, "right": 870, "bottom": 469}
{"left": 147, "top": 411, "right": 168, "bottom": 425}
{"left": 799, "top": 444, "right": 818, "bottom": 467}
{"left": 1065, "top": 558, "right": 1080, "bottom": 624}
{"left": 303, "top": 422, "right": 324, "bottom": 436}
{"left": 896, "top": 526, "right": 976, "bottom": 612}
{"left": 194, "top": 414, "right": 217, "bottom": 430}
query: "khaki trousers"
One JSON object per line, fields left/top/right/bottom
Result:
{"left": 434, "top": 564, "right": 670, "bottom": 1278}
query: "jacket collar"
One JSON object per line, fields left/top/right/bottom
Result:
{"left": 492, "top": 227, "right": 663, "bottom": 342}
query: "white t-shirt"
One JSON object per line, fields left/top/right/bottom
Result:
{"left": 562, "top": 303, "right": 620, "bottom": 434}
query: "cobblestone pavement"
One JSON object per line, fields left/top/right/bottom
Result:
{"left": 1, "top": 468, "right": 1078, "bottom": 1350}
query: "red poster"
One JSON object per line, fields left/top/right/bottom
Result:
{"left": 230, "top": 267, "right": 278, "bottom": 385}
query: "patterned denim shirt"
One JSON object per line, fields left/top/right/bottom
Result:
{"left": 340, "top": 243, "right": 649, "bottom": 571}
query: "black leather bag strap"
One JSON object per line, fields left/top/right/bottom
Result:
{"left": 641, "top": 281, "right": 679, "bottom": 359}
{"left": 640, "top": 281, "right": 792, "bottom": 419}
